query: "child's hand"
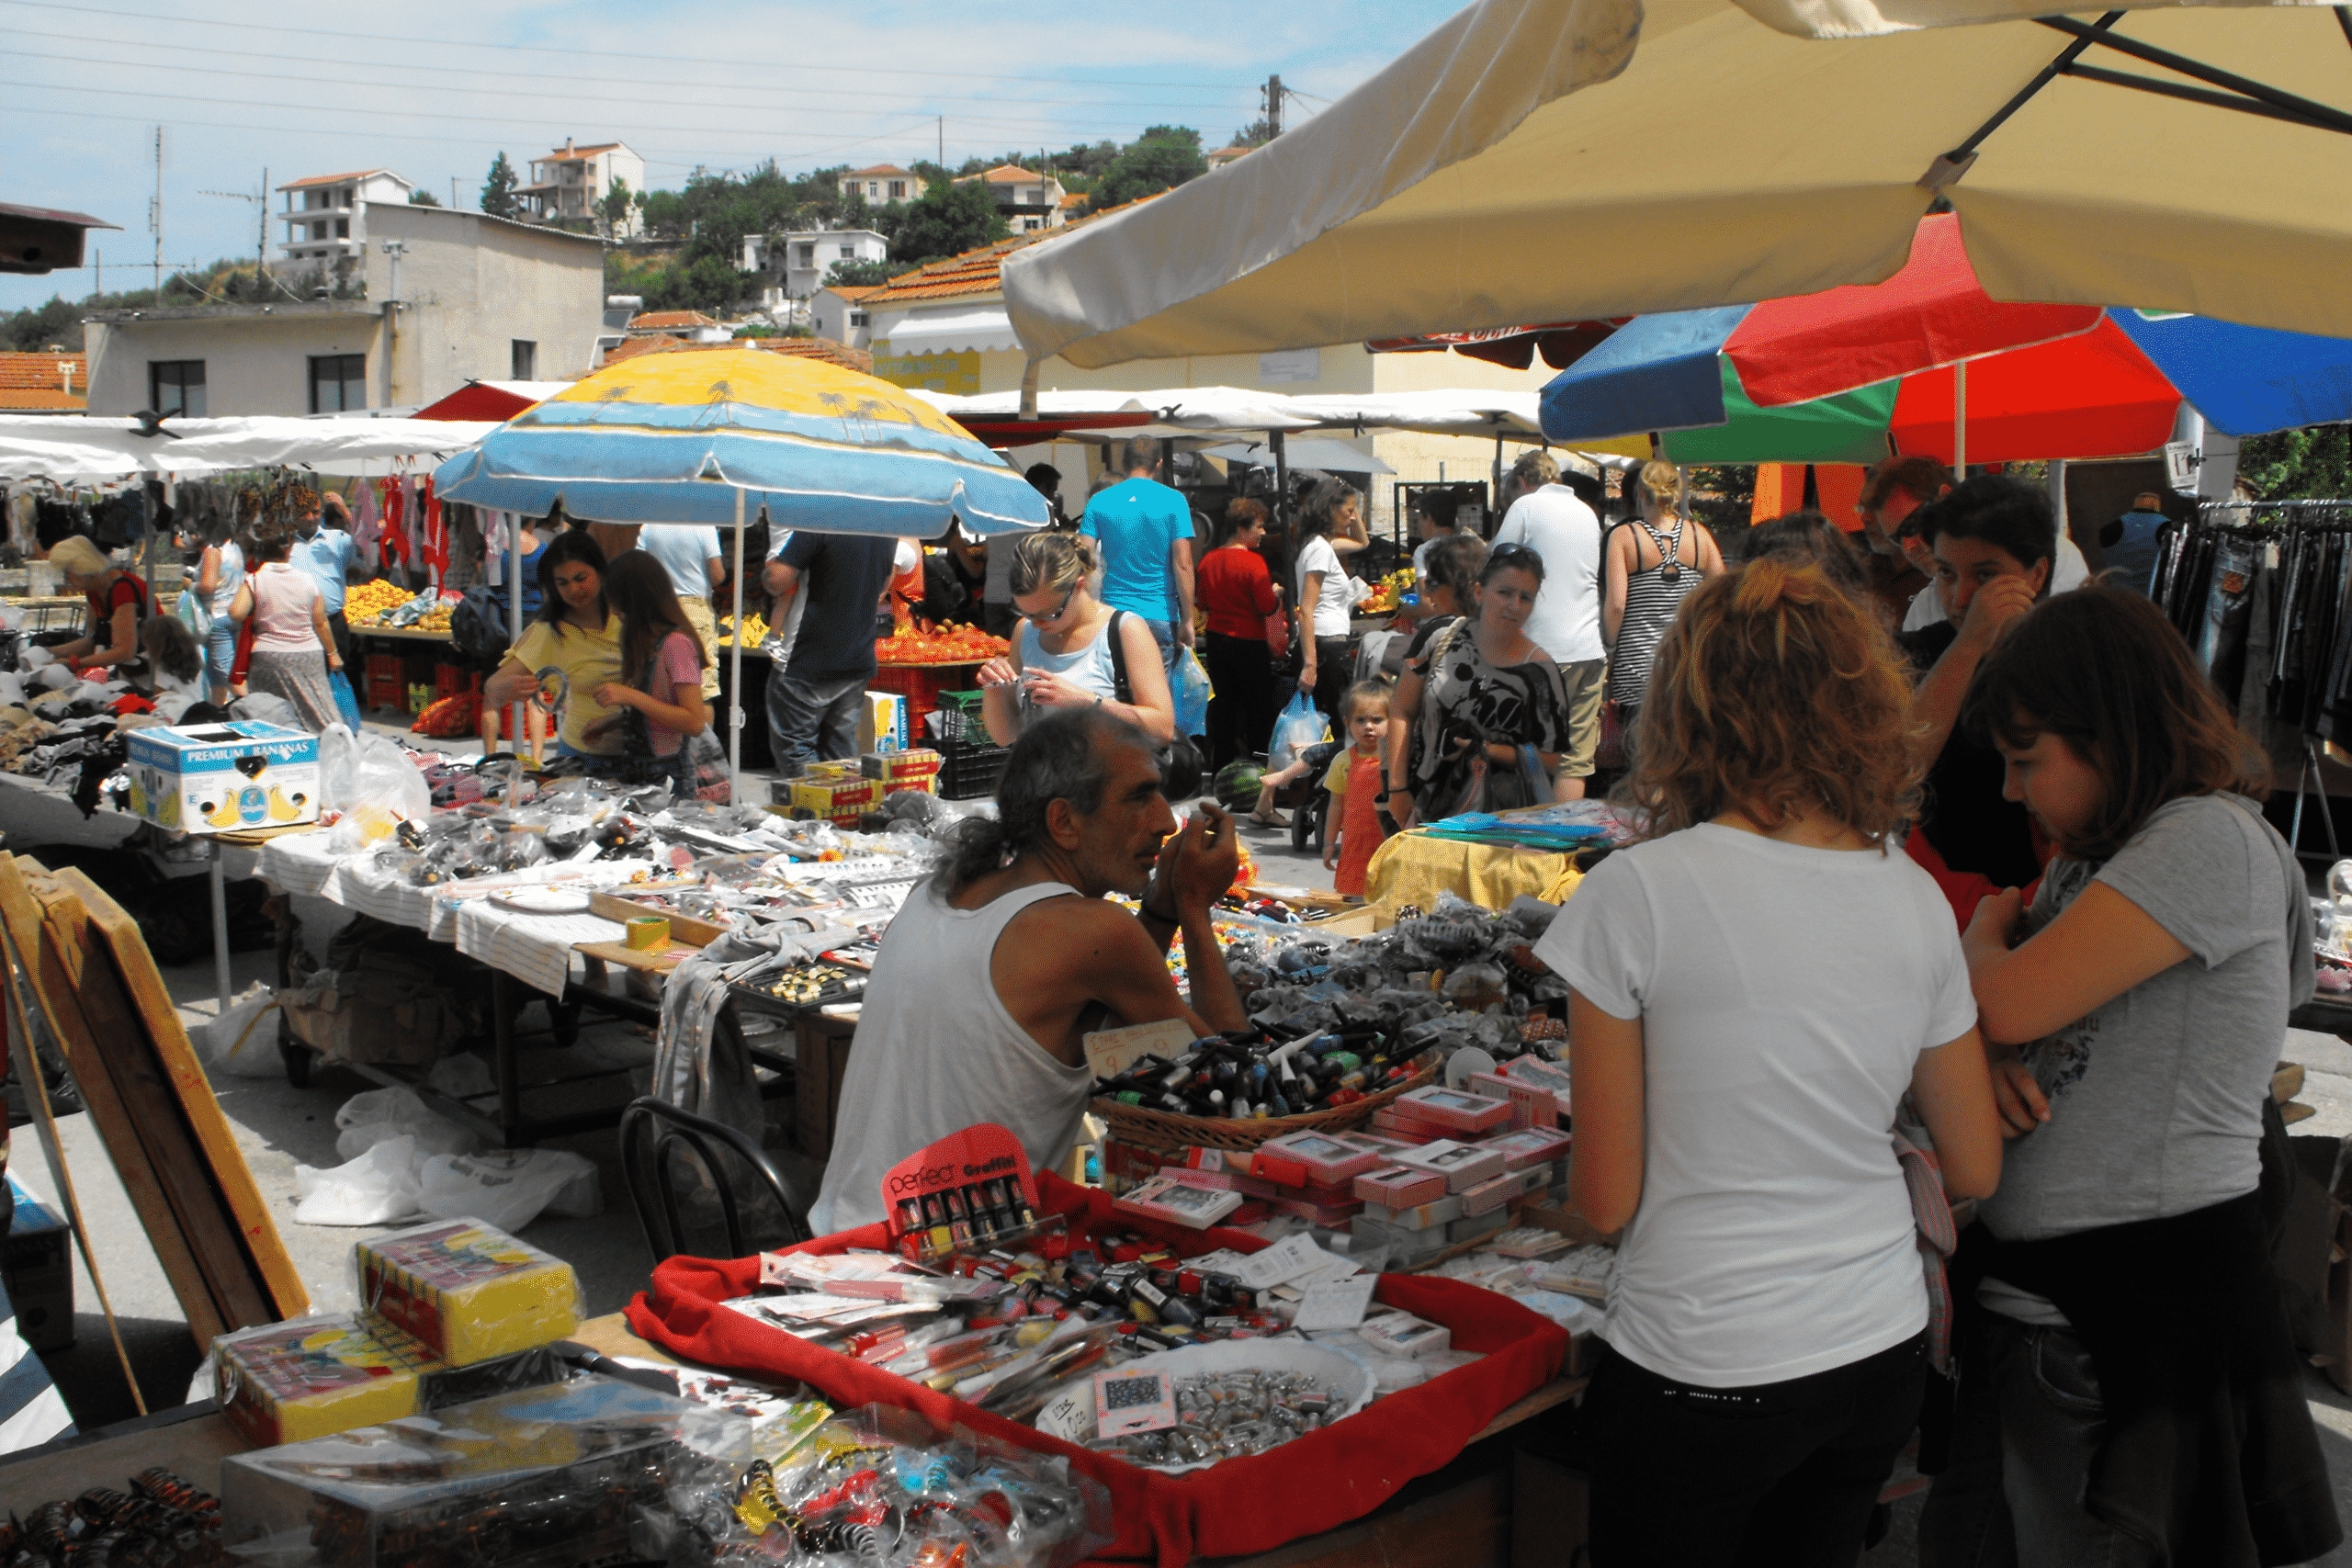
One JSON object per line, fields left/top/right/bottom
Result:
{"left": 1962, "top": 887, "right": 2026, "bottom": 968}
{"left": 1322, "top": 841, "right": 1339, "bottom": 871}
{"left": 1990, "top": 1055, "right": 2051, "bottom": 1137}
{"left": 592, "top": 682, "right": 638, "bottom": 711}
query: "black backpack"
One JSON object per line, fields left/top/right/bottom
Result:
{"left": 448, "top": 584, "right": 512, "bottom": 664}
{"left": 1105, "top": 610, "right": 1205, "bottom": 801}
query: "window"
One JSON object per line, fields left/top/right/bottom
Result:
{"left": 335, "top": 219, "right": 350, "bottom": 239}
{"left": 866, "top": 181, "right": 879, "bottom": 197}
{"left": 839, "top": 243, "right": 854, "bottom": 259}
{"left": 342, "top": 186, "right": 354, "bottom": 206}
{"left": 888, "top": 180, "right": 906, "bottom": 199}
{"left": 795, "top": 244, "right": 815, "bottom": 267}
{"left": 309, "top": 354, "right": 366, "bottom": 414}
{"left": 311, "top": 222, "right": 327, "bottom": 242}
{"left": 511, "top": 340, "right": 537, "bottom": 380}
{"left": 849, "top": 310, "right": 867, "bottom": 327}
{"left": 149, "top": 361, "right": 205, "bottom": 417}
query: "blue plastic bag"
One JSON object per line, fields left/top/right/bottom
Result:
{"left": 1170, "top": 648, "right": 1212, "bottom": 739}
{"left": 328, "top": 668, "right": 364, "bottom": 733}
{"left": 1267, "top": 689, "right": 1329, "bottom": 772}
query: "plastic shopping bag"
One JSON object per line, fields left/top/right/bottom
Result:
{"left": 333, "top": 1085, "right": 477, "bottom": 1161}
{"left": 207, "top": 982, "right": 283, "bottom": 1078}
{"left": 175, "top": 584, "right": 212, "bottom": 639}
{"left": 328, "top": 668, "right": 364, "bottom": 733}
{"left": 291, "top": 1134, "right": 424, "bottom": 1226}
{"left": 415, "top": 1148, "right": 602, "bottom": 1231}
{"left": 1268, "top": 689, "right": 1330, "bottom": 773}
{"left": 1170, "top": 648, "right": 1212, "bottom": 740}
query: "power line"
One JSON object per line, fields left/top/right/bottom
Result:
{"left": 0, "top": 76, "right": 1161, "bottom": 143}
{"left": 0, "top": 28, "right": 1253, "bottom": 114}
{"left": 0, "top": 0, "right": 1251, "bottom": 93}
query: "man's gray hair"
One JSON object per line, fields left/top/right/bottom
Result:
{"left": 942, "top": 707, "right": 1157, "bottom": 892}
{"left": 1510, "top": 449, "right": 1561, "bottom": 490}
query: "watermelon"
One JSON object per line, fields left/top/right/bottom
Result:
{"left": 1214, "top": 761, "right": 1264, "bottom": 812}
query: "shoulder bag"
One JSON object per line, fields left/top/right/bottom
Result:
{"left": 1106, "top": 609, "right": 1204, "bottom": 800}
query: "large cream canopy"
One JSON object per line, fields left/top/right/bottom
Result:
{"left": 1002, "top": 0, "right": 2352, "bottom": 367}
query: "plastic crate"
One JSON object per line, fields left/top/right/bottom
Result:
{"left": 933, "top": 689, "right": 989, "bottom": 744}
{"left": 937, "top": 735, "right": 1011, "bottom": 800}
{"left": 868, "top": 661, "right": 983, "bottom": 720}
{"left": 435, "top": 662, "right": 473, "bottom": 699}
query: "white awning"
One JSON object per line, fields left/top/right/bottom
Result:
{"left": 872, "top": 305, "right": 1022, "bottom": 355}
{"left": 0, "top": 415, "right": 499, "bottom": 480}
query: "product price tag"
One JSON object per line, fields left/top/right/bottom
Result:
{"left": 1229, "top": 1233, "right": 1329, "bottom": 1290}
{"left": 1082, "top": 1018, "right": 1196, "bottom": 1079}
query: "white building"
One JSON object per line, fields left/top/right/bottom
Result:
{"left": 522, "top": 139, "right": 648, "bottom": 235}
{"left": 741, "top": 229, "right": 888, "bottom": 309}
{"left": 86, "top": 205, "right": 605, "bottom": 417}
{"left": 277, "top": 169, "right": 415, "bottom": 267}
{"left": 954, "top": 164, "right": 1068, "bottom": 232}
{"left": 810, "top": 286, "right": 879, "bottom": 350}
{"left": 837, "top": 165, "right": 917, "bottom": 203}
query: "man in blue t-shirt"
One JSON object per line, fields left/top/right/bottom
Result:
{"left": 2098, "top": 491, "right": 2172, "bottom": 597}
{"left": 762, "top": 530, "right": 899, "bottom": 764}
{"left": 293, "top": 491, "right": 362, "bottom": 672}
{"left": 1080, "top": 436, "right": 1193, "bottom": 671}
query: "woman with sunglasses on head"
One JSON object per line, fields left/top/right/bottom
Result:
{"left": 1604, "top": 461, "right": 1727, "bottom": 738}
{"left": 978, "top": 532, "right": 1175, "bottom": 748}
{"left": 1386, "top": 542, "right": 1572, "bottom": 827}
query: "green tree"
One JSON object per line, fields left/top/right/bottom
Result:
{"left": 888, "top": 179, "right": 1009, "bottom": 268}
{"left": 2239, "top": 424, "right": 2352, "bottom": 500}
{"left": 481, "top": 152, "right": 521, "bottom": 220}
{"left": 825, "top": 258, "right": 894, "bottom": 288}
{"left": 1228, "top": 118, "right": 1276, "bottom": 149}
{"left": 598, "top": 177, "right": 633, "bottom": 234}
{"left": 1084, "top": 126, "right": 1207, "bottom": 214}
{"left": 408, "top": 186, "right": 441, "bottom": 206}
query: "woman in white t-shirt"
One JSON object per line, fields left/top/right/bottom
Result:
{"left": 1534, "top": 559, "right": 2001, "bottom": 1567}
{"left": 1294, "top": 479, "right": 1361, "bottom": 726}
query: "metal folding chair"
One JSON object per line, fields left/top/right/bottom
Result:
{"left": 617, "top": 1096, "right": 810, "bottom": 1266}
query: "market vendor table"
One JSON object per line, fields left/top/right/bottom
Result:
{"left": 0, "top": 1310, "right": 1589, "bottom": 1565}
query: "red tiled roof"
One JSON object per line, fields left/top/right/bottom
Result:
{"left": 842, "top": 164, "right": 915, "bottom": 179}
{"left": 0, "top": 389, "right": 84, "bottom": 411}
{"left": 546, "top": 142, "right": 625, "bottom": 157}
{"left": 0, "top": 353, "right": 85, "bottom": 391}
{"left": 599, "top": 336, "right": 874, "bottom": 374}
{"left": 628, "top": 310, "right": 718, "bottom": 331}
{"left": 277, "top": 169, "right": 402, "bottom": 190}
{"left": 822, "top": 285, "right": 882, "bottom": 301}
{"left": 860, "top": 195, "right": 1151, "bottom": 307}
{"left": 959, "top": 164, "right": 1046, "bottom": 186}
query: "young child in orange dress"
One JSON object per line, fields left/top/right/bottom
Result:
{"left": 1322, "top": 680, "right": 1394, "bottom": 897}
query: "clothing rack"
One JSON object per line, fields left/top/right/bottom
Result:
{"left": 2165, "top": 502, "right": 2352, "bottom": 863}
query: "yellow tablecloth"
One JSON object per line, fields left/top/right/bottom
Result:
{"left": 1363, "top": 828, "right": 1583, "bottom": 912}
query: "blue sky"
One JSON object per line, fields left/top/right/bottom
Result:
{"left": 0, "top": 0, "right": 1457, "bottom": 315}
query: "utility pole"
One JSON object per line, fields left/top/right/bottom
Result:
{"left": 937, "top": 116, "right": 944, "bottom": 168}
{"left": 451, "top": 176, "right": 458, "bottom": 209}
{"left": 199, "top": 166, "right": 269, "bottom": 288}
{"left": 1265, "top": 75, "right": 1283, "bottom": 139}
{"left": 149, "top": 126, "right": 164, "bottom": 299}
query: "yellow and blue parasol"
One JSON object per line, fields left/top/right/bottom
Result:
{"left": 433, "top": 348, "right": 1049, "bottom": 536}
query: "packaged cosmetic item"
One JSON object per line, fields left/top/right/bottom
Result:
{"left": 355, "top": 1219, "right": 581, "bottom": 1368}
{"left": 1093, "top": 1367, "right": 1179, "bottom": 1438}
{"left": 1465, "top": 1071, "right": 1556, "bottom": 1130}
{"left": 1353, "top": 1164, "right": 1448, "bottom": 1208}
{"left": 1447, "top": 1210, "right": 1510, "bottom": 1246}
{"left": 1363, "top": 1192, "right": 1464, "bottom": 1231}
{"left": 879, "top": 1122, "right": 1044, "bottom": 1261}
{"left": 1114, "top": 1177, "right": 1245, "bottom": 1230}
{"left": 1458, "top": 1170, "right": 1523, "bottom": 1218}
{"left": 1393, "top": 1139, "right": 1508, "bottom": 1192}
{"left": 1269, "top": 1193, "right": 1363, "bottom": 1227}
{"left": 1481, "top": 1127, "right": 1573, "bottom": 1171}
{"left": 1395, "top": 1085, "right": 1515, "bottom": 1136}
{"left": 1255, "top": 1130, "right": 1389, "bottom": 1186}
{"left": 1368, "top": 1107, "right": 1449, "bottom": 1142}
{"left": 213, "top": 1314, "right": 435, "bottom": 1448}
{"left": 1357, "top": 1311, "right": 1453, "bottom": 1359}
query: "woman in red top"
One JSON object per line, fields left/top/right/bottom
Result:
{"left": 49, "top": 534, "right": 152, "bottom": 678}
{"left": 1196, "top": 498, "right": 1283, "bottom": 773}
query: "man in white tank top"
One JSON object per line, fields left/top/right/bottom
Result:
{"left": 809, "top": 708, "right": 1249, "bottom": 1233}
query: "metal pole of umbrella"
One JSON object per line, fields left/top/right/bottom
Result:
{"left": 729, "top": 486, "right": 746, "bottom": 781}
{"left": 508, "top": 511, "right": 525, "bottom": 773}
{"left": 1270, "top": 427, "right": 1289, "bottom": 540}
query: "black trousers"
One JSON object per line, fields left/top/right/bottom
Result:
{"left": 1309, "top": 635, "right": 1351, "bottom": 728}
{"left": 1585, "top": 1332, "right": 1928, "bottom": 1568}
{"left": 324, "top": 609, "right": 354, "bottom": 675}
{"left": 1204, "top": 631, "right": 1276, "bottom": 772}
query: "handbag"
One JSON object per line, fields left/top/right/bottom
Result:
{"left": 619, "top": 646, "right": 733, "bottom": 803}
{"left": 1106, "top": 610, "right": 1204, "bottom": 799}
{"left": 1596, "top": 697, "right": 1626, "bottom": 772}
{"left": 175, "top": 584, "right": 211, "bottom": 640}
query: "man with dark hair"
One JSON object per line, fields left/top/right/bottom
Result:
{"left": 1080, "top": 436, "right": 1195, "bottom": 671}
{"left": 1897, "top": 474, "right": 2061, "bottom": 918}
{"left": 808, "top": 708, "right": 1244, "bottom": 1231}
{"left": 762, "top": 529, "right": 900, "bottom": 764}
{"left": 292, "top": 490, "right": 363, "bottom": 674}
{"left": 1491, "top": 451, "right": 1606, "bottom": 798}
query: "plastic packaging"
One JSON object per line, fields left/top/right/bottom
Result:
{"left": 207, "top": 982, "right": 284, "bottom": 1078}
{"left": 334, "top": 1087, "right": 478, "bottom": 1162}
{"left": 220, "top": 1372, "right": 749, "bottom": 1568}
{"left": 356, "top": 1217, "right": 582, "bottom": 1366}
{"left": 293, "top": 1136, "right": 425, "bottom": 1227}
{"left": 413, "top": 1148, "right": 601, "bottom": 1230}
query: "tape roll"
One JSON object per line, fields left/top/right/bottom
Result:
{"left": 625, "top": 916, "right": 671, "bottom": 952}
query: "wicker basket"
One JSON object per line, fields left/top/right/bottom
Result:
{"left": 1091, "top": 1054, "right": 1439, "bottom": 1154}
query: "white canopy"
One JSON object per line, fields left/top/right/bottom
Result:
{"left": 1002, "top": 0, "right": 2352, "bottom": 367}
{"left": 1199, "top": 438, "right": 1397, "bottom": 474}
{"left": 870, "top": 305, "right": 1023, "bottom": 355}
{"left": 1283, "top": 390, "right": 1550, "bottom": 441}
{"left": 0, "top": 415, "right": 497, "bottom": 481}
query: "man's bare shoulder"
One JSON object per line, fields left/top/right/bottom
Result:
{"left": 998, "top": 890, "right": 1140, "bottom": 947}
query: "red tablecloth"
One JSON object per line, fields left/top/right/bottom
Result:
{"left": 627, "top": 1171, "right": 1568, "bottom": 1566}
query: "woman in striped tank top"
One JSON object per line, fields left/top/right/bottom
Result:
{"left": 1606, "top": 460, "right": 1726, "bottom": 736}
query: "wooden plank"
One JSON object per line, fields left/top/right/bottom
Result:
{"left": 585, "top": 890, "right": 725, "bottom": 948}
{"left": 37, "top": 877, "right": 273, "bottom": 1332}
{"left": 72, "top": 871, "right": 311, "bottom": 1321}
{"left": 0, "top": 858, "right": 226, "bottom": 1348}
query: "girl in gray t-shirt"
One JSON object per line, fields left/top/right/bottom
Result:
{"left": 1939, "top": 584, "right": 2318, "bottom": 1565}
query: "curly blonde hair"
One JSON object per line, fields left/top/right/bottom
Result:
{"left": 1621, "top": 558, "right": 1921, "bottom": 844}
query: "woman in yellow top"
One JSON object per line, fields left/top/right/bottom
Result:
{"left": 483, "top": 531, "right": 628, "bottom": 775}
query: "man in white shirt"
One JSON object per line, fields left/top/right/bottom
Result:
{"left": 1490, "top": 451, "right": 1606, "bottom": 798}
{"left": 634, "top": 525, "right": 725, "bottom": 697}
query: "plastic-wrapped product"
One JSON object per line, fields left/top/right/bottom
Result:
{"left": 355, "top": 1217, "right": 582, "bottom": 1367}
{"left": 213, "top": 1313, "right": 571, "bottom": 1448}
